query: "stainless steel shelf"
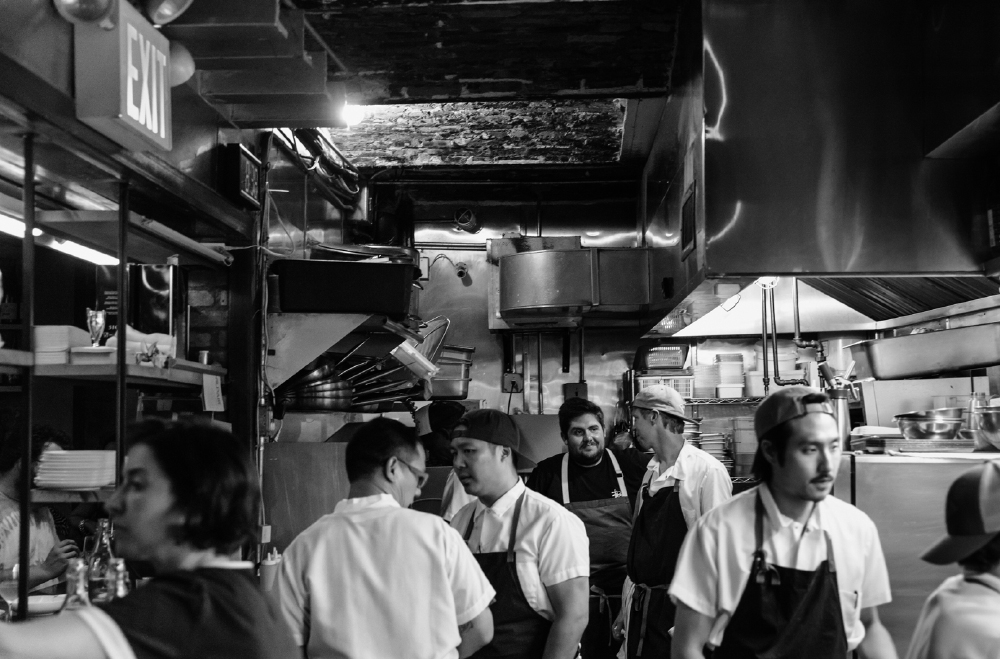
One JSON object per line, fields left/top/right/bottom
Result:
{"left": 35, "top": 363, "right": 205, "bottom": 388}
{"left": 0, "top": 349, "right": 33, "bottom": 367}
{"left": 687, "top": 397, "right": 764, "bottom": 405}
{"left": 31, "top": 488, "right": 114, "bottom": 503}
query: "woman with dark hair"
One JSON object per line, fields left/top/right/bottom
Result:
{"left": 0, "top": 420, "right": 297, "bottom": 659}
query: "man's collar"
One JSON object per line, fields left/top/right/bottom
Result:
{"left": 758, "top": 483, "right": 822, "bottom": 533}
{"left": 647, "top": 442, "right": 695, "bottom": 483}
{"left": 475, "top": 479, "right": 525, "bottom": 518}
{"left": 335, "top": 493, "right": 399, "bottom": 513}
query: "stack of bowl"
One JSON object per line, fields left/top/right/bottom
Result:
{"left": 893, "top": 408, "right": 964, "bottom": 440}
{"left": 968, "top": 407, "right": 1000, "bottom": 450}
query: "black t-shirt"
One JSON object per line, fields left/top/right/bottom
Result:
{"left": 526, "top": 448, "right": 653, "bottom": 509}
{"left": 100, "top": 567, "right": 298, "bottom": 659}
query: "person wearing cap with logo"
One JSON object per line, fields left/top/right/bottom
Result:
{"left": 905, "top": 460, "right": 1000, "bottom": 659}
{"left": 450, "top": 409, "right": 591, "bottom": 659}
{"left": 612, "top": 384, "right": 731, "bottom": 659}
{"left": 670, "top": 386, "right": 897, "bottom": 659}
{"left": 526, "top": 397, "right": 653, "bottom": 659}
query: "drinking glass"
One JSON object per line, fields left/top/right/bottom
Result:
{"left": 0, "top": 580, "right": 18, "bottom": 622}
{"left": 82, "top": 535, "right": 97, "bottom": 564}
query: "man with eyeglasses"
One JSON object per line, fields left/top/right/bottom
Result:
{"left": 451, "top": 409, "right": 591, "bottom": 659}
{"left": 276, "top": 417, "right": 496, "bottom": 659}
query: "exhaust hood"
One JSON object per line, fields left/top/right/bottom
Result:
{"left": 639, "top": 0, "right": 1000, "bottom": 337}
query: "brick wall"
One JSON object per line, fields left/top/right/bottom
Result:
{"left": 187, "top": 268, "right": 229, "bottom": 367}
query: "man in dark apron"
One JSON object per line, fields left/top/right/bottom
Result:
{"left": 450, "top": 409, "right": 591, "bottom": 659}
{"left": 526, "top": 398, "right": 652, "bottom": 659}
{"left": 670, "top": 386, "right": 897, "bottom": 659}
{"left": 619, "top": 385, "right": 732, "bottom": 659}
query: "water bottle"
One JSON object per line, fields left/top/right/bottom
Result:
{"left": 59, "top": 559, "right": 92, "bottom": 612}
{"left": 106, "top": 558, "right": 130, "bottom": 601}
{"left": 87, "top": 519, "right": 115, "bottom": 603}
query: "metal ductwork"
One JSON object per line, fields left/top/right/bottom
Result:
{"left": 639, "top": 0, "right": 1000, "bottom": 337}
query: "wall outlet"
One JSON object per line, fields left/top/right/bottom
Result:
{"left": 563, "top": 382, "right": 588, "bottom": 400}
{"left": 502, "top": 373, "right": 524, "bottom": 393}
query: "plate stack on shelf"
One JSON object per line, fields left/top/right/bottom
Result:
{"left": 33, "top": 326, "right": 91, "bottom": 365}
{"left": 683, "top": 420, "right": 702, "bottom": 448}
{"left": 34, "top": 450, "right": 115, "bottom": 490}
{"left": 699, "top": 434, "right": 734, "bottom": 473}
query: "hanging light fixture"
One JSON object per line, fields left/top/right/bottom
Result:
{"left": 168, "top": 41, "right": 196, "bottom": 87}
{"left": 144, "top": 0, "right": 195, "bottom": 25}
{"left": 52, "top": 0, "right": 116, "bottom": 28}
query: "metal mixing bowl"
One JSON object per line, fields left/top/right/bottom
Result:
{"left": 970, "top": 407, "right": 1000, "bottom": 450}
{"left": 894, "top": 412, "right": 964, "bottom": 440}
{"left": 927, "top": 407, "right": 966, "bottom": 419}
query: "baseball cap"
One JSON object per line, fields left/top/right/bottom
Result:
{"left": 754, "top": 386, "right": 836, "bottom": 438}
{"left": 631, "top": 385, "right": 695, "bottom": 424}
{"left": 921, "top": 460, "right": 1000, "bottom": 565}
{"left": 452, "top": 409, "right": 536, "bottom": 468}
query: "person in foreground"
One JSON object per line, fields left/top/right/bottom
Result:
{"left": 277, "top": 417, "right": 495, "bottom": 659}
{"left": 905, "top": 459, "right": 1000, "bottom": 659}
{"left": 613, "top": 385, "right": 731, "bottom": 658}
{"left": 0, "top": 419, "right": 298, "bottom": 659}
{"left": 527, "top": 397, "right": 652, "bottom": 659}
{"left": 670, "top": 386, "right": 898, "bottom": 659}
{"left": 451, "top": 409, "right": 590, "bottom": 659}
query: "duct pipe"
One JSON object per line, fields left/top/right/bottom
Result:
{"left": 769, "top": 289, "right": 809, "bottom": 387}
{"left": 133, "top": 216, "right": 233, "bottom": 265}
{"left": 761, "top": 287, "right": 769, "bottom": 396}
{"left": 537, "top": 333, "right": 543, "bottom": 414}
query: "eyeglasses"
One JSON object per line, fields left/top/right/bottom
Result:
{"left": 397, "top": 459, "right": 429, "bottom": 488}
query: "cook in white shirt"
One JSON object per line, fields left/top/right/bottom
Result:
{"left": 450, "top": 409, "right": 590, "bottom": 659}
{"left": 670, "top": 387, "right": 897, "bottom": 659}
{"left": 277, "top": 418, "right": 495, "bottom": 659}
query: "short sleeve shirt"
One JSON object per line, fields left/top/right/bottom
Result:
{"left": 905, "top": 572, "right": 1000, "bottom": 659}
{"left": 450, "top": 479, "right": 590, "bottom": 620}
{"left": 277, "top": 494, "right": 495, "bottom": 659}
{"left": 668, "top": 484, "right": 892, "bottom": 651}
{"left": 0, "top": 497, "right": 59, "bottom": 590}
{"left": 527, "top": 448, "right": 652, "bottom": 508}
{"left": 100, "top": 567, "right": 298, "bottom": 659}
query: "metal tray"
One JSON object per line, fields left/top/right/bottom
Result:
{"left": 848, "top": 323, "right": 1000, "bottom": 379}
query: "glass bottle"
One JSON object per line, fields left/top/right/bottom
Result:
{"left": 968, "top": 392, "right": 989, "bottom": 431}
{"left": 87, "top": 519, "right": 115, "bottom": 604}
{"left": 106, "top": 558, "right": 130, "bottom": 601}
{"left": 60, "top": 559, "right": 92, "bottom": 612}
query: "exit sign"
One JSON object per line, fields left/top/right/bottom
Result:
{"left": 74, "top": 0, "right": 172, "bottom": 152}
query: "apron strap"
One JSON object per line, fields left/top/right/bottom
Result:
{"left": 753, "top": 490, "right": 781, "bottom": 586}
{"left": 606, "top": 450, "right": 628, "bottom": 498}
{"left": 561, "top": 451, "right": 629, "bottom": 505}
{"left": 632, "top": 583, "right": 670, "bottom": 657}
{"left": 823, "top": 531, "right": 837, "bottom": 573}
{"left": 632, "top": 469, "right": 655, "bottom": 523}
{"left": 507, "top": 491, "right": 526, "bottom": 564}
{"left": 462, "top": 506, "right": 477, "bottom": 543}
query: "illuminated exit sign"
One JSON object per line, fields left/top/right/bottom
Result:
{"left": 74, "top": 0, "right": 172, "bottom": 152}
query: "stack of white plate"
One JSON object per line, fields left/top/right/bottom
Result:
{"left": 693, "top": 364, "right": 720, "bottom": 398}
{"left": 33, "top": 326, "right": 91, "bottom": 365}
{"left": 34, "top": 450, "right": 115, "bottom": 490}
{"left": 699, "top": 434, "right": 733, "bottom": 471}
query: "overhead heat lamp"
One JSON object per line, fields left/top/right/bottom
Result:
{"left": 144, "top": 0, "right": 195, "bottom": 25}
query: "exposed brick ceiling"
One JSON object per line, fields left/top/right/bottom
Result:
{"left": 298, "top": 0, "right": 681, "bottom": 104}
{"left": 325, "top": 100, "right": 625, "bottom": 166}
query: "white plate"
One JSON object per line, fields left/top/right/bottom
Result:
{"left": 7, "top": 595, "right": 67, "bottom": 616}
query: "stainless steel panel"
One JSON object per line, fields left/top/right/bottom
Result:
{"left": 499, "top": 250, "right": 594, "bottom": 315}
{"left": 857, "top": 377, "right": 988, "bottom": 426}
{"left": 598, "top": 249, "right": 649, "bottom": 309}
{"left": 702, "top": 0, "right": 983, "bottom": 276}
{"left": 850, "top": 324, "right": 1000, "bottom": 380}
{"left": 850, "top": 456, "right": 1000, "bottom": 656}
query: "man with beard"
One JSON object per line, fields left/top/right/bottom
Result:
{"left": 670, "top": 386, "right": 897, "bottom": 659}
{"left": 451, "top": 409, "right": 590, "bottom": 659}
{"left": 527, "top": 398, "right": 652, "bottom": 659}
{"left": 614, "top": 385, "right": 731, "bottom": 659}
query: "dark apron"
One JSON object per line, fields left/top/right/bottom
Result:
{"left": 561, "top": 452, "right": 632, "bottom": 659}
{"left": 625, "top": 474, "right": 688, "bottom": 658}
{"left": 712, "top": 490, "right": 848, "bottom": 659}
{"left": 464, "top": 491, "right": 552, "bottom": 659}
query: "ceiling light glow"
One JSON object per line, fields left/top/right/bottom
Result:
{"left": 342, "top": 104, "right": 367, "bottom": 127}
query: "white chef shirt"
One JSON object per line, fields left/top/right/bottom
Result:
{"left": 905, "top": 571, "right": 1000, "bottom": 659}
{"left": 276, "top": 494, "right": 495, "bottom": 659}
{"left": 450, "top": 479, "right": 590, "bottom": 620}
{"left": 642, "top": 442, "right": 734, "bottom": 527}
{"left": 669, "top": 484, "right": 892, "bottom": 651}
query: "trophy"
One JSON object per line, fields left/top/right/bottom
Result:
{"left": 86, "top": 308, "right": 106, "bottom": 348}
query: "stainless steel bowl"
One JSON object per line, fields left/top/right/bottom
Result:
{"left": 894, "top": 413, "right": 964, "bottom": 440}
{"left": 927, "top": 407, "right": 966, "bottom": 419}
{"left": 970, "top": 407, "right": 1000, "bottom": 450}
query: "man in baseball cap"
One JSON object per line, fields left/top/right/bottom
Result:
{"left": 906, "top": 460, "right": 1000, "bottom": 659}
{"left": 613, "top": 385, "right": 731, "bottom": 658}
{"left": 449, "top": 409, "right": 590, "bottom": 659}
{"left": 670, "top": 386, "right": 898, "bottom": 659}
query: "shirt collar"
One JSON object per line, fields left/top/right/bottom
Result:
{"left": 334, "top": 493, "right": 400, "bottom": 513}
{"left": 964, "top": 570, "right": 1000, "bottom": 594}
{"left": 475, "top": 479, "right": 525, "bottom": 519}
{"left": 646, "top": 442, "right": 696, "bottom": 484}
{"left": 758, "top": 483, "right": 823, "bottom": 534}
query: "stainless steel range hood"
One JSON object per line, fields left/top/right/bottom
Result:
{"left": 639, "top": 0, "right": 999, "bottom": 337}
